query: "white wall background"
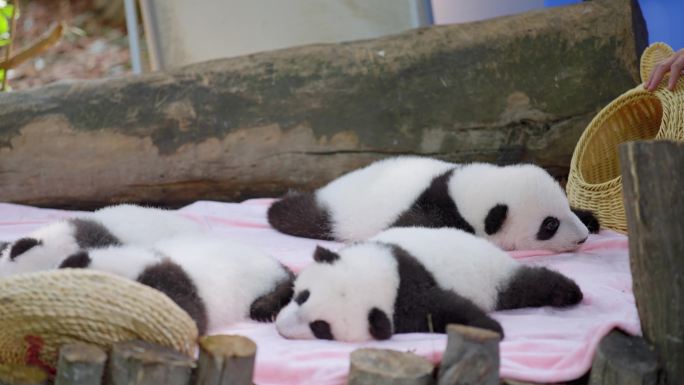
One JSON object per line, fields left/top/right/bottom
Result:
{"left": 142, "top": 0, "right": 432, "bottom": 69}
{"left": 431, "top": 0, "right": 544, "bottom": 24}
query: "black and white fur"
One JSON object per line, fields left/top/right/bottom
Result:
{"left": 275, "top": 227, "right": 583, "bottom": 342}
{"left": 52, "top": 235, "right": 292, "bottom": 335}
{"left": 268, "top": 157, "right": 600, "bottom": 252}
{"left": 0, "top": 204, "right": 202, "bottom": 277}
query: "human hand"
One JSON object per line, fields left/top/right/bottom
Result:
{"left": 644, "top": 48, "right": 684, "bottom": 91}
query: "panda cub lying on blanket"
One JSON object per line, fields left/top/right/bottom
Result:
{"left": 0, "top": 204, "right": 203, "bottom": 276}
{"left": 0, "top": 205, "right": 294, "bottom": 335}
{"left": 276, "top": 227, "right": 583, "bottom": 342}
{"left": 268, "top": 156, "right": 600, "bottom": 252}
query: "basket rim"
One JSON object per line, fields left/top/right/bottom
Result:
{"left": 569, "top": 88, "right": 663, "bottom": 188}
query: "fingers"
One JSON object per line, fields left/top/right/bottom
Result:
{"left": 667, "top": 54, "right": 684, "bottom": 90}
{"left": 645, "top": 49, "right": 684, "bottom": 91}
{"left": 646, "top": 56, "right": 676, "bottom": 91}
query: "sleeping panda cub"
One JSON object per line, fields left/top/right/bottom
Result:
{"left": 275, "top": 227, "right": 583, "bottom": 342}
{"left": 57, "top": 235, "right": 294, "bottom": 335}
{"left": 268, "top": 157, "right": 600, "bottom": 252}
{"left": 0, "top": 204, "right": 202, "bottom": 277}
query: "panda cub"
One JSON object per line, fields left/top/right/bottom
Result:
{"left": 0, "top": 204, "right": 202, "bottom": 277}
{"left": 268, "top": 157, "right": 600, "bottom": 252}
{"left": 58, "top": 235, "right": 294, "bottom": 335}
{"left": 275, "top": 227, "right": 583, "bottom": 342}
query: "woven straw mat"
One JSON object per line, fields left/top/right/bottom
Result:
{"left": 0, "top": 269, "right": 198, "bottom": 368}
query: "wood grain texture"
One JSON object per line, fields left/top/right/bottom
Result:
{"left": 0, "top": 0, "right": 646, "bottom": 209}
{"left": 108, "top": 340, "right": 195, "bottom": 385}
{"left": 437, "top": 324, "right": 501, "bottom": 385}
{"left": 348, "top": 348, "right": 434, "bottom": 385}
{"left": 195, "top": 335, "right": 256, "bottom": 385}
{"left": 619, "top": 140, "right": 684, "bottom": 385}
{"left": 54, "top": 343, "right": 107, "bottom": 385}
{"left": 588, "top": 329, "right": 659, "bottom": 385}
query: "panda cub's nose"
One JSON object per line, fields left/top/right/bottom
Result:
{"left": 577, "top": 236, "right": 588, "bottom": 245}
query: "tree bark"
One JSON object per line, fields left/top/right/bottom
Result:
{"left": 0, "top": 0, "right": 647, "bottom": 209}
{"left": 348, "top": 348, "right": 434, "bottom": 385}
{"left": 588, "top": 329, "right": 659, "bottom": 385}
{"left": 437, "top": 324, "right": 501, "bottom": 385}
{"left": 108, "top": 340, "right": 195, "bottom": 385}
{"left": 54, "top": 343, "right": 107, "bottom": 385}
{"left": 619, "top": 140, "right": 684, "bottom": 385}
{"left": 195, "top": 335, "right": 256, "bottom": 385}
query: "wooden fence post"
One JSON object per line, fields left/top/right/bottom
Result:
{"left": 588, "top": 329, "right": 659, "bottom": 385}
{"left": 348, "top": 348, "right": 434, "bottom": 385}
{"left": 619, "top": 140, "right": 684, "bottom": 385}
{"left": 195, "top": 335, "right": 256, "bottom": 385}
{"left": 108, "top": 340, "right": 195, "bottom": 385}
{"left": 54, "top": 343, "right": 107, "bottom": 385}
{"left": 437, "top": 324, "right": 501, "bottom": 385}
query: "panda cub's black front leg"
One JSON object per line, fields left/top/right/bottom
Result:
{"left": 496, "top": 266, "right": 583, "bottom": 310}
{"left": 249, "top": 270, "right": 295, "bottom": 322}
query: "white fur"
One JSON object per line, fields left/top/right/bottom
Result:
{"left": 0, "top": 204, "right": 203, "bottom": 277}
{"left": 314, "top": 156, "right": 588, "bottom": 251}
{"left": 449, "top": 164, "right": 588, "bottom": 252}
{"left": 91, "top": 204, "right": 202, "bottom": 244}
{"left": 276, "top": 242, "right": 399, "bottom": 342}
{"left": 276, "top": 227, "right": 521, "bottom": 342}
{"left": 0, "top": 221, "right": 79, "bottom": 277}
{"left": 372, "top": 227, "right": 519, "bottom": 310}
{"left": 316, "top": 157, "right": 453, "bottom": 241}
{"left": 72, "top": 235, "right": 290, "bottom": 331}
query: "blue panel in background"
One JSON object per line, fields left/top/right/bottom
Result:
{"left": 543, "top": 0, "right": 683, "bottom": 50}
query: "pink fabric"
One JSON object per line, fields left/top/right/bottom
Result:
{"left": 0, "top": 200, "right": 640, "bottom": 384}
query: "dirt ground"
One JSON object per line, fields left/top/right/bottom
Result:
{"left": 4, "top": 0, "right": 136, "bottom": 91}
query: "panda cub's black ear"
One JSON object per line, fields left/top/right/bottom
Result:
{"left": 313, "top": 246, "right": 340, "bottom": 264}
{"left": 368, "top": 308, "right": 392, "bottom": 340}
{"left": 571, "top": 207, "right": 600, "bottom": 234}
{"left": 9, "top": 238, "right": 42, "bottom": 261}
{"left": 485, "top": 204, "right": 508, "bottom": 235}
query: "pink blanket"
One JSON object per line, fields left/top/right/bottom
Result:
{"left": 0, "top": 200, "right": 640, "bottom": 384}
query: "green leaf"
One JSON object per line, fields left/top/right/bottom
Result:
{"left": 0, "top": 4, "right": 14, "bottom": 19}
{"left": 0, "top": 13, "right": 8, "bottom": 35}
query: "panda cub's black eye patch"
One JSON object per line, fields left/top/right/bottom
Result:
{"left": 310, "top": 320, "right": 334, "bottom": 340}
{"left": 294, "top": 290, "right": 310, "bottom": 305}
{"left": 537, "top": 216, "right": 560, "bottom": 241}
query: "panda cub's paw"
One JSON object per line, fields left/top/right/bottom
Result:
{"left": 571, "top": 207, "right": 600, "bottom": 234}
{"left": 249, "top": 274, "right": 295, "bottom": 323}
{"left": 548, "top": 272, "right": 584, "bottom": 307}
{"left": 497, "top": 266, "right": 583, "bottom": 310}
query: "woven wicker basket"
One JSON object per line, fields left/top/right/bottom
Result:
{"left": 0, "top": 270, "right": 198, "bottom": 369}
{"left": 567, "top": 42, "right": 684, "bottom": 233}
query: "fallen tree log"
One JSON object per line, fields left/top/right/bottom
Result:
{"left": 0, "top": 0, "right": 646, "bottom": 208}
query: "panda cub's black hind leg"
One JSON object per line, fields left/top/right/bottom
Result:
{"left": 267, "top": 191, "right": 334, "bottom": 240}
{"left": 496, "top": 266, "right": 583, "bottom": 310}
{"left": 395, "top": 286, "right": 504, "bottom": 337}
{"left": 249, "top": 269, "right": 295, "bottom": 322}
